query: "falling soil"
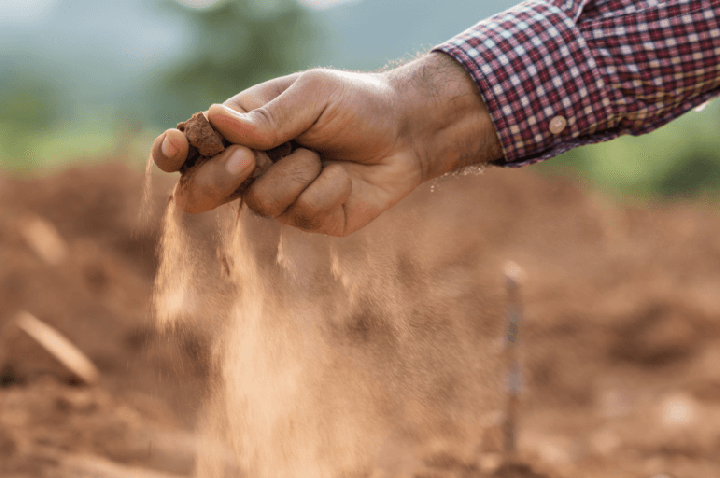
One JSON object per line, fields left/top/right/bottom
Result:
{"left": 2, "top": 161, "right": 720, "bottom": 478}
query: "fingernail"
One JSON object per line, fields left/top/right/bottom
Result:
{"left": 161, "top": 136, "right": 178, "bottom": 157}
{"left": 226, "top": 151, "right": 252, "bottom": 175}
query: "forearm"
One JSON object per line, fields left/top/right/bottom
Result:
{"left": 387, "top": 52, "right": 504, "bottom": 181}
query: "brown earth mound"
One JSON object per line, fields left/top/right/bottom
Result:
{"left": 1, "top": 162, "right": 719, "bottom": 477}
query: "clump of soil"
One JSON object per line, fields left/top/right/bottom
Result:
{"left": 177, "top": 112, "right": 227, "bottom": 171}
{"left": 176, "top": 112, "right": 296, "bottom": 197}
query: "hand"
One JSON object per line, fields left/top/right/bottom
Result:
{"left": 151, "top": 52, "right": 503, "bottom": 236}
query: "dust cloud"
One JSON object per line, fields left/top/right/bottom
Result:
{"left": 153, "top": 179, "right": 506, "bottom": 478}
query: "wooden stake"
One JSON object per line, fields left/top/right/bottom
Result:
{"left": 14, "top": 311, "right": 99, "bottom": 385}
{"left": 503, "top": 261, "right": 525, "bottom": 461}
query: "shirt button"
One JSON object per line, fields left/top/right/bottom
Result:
{"left": 549, "top": 115, "right": 566, "bottom": 135}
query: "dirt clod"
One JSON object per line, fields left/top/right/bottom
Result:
{"left": 176, "top": 111, "right": 296, "bottom": 199}
{"left": 177, "top": 112, "right": 228, "bottom": 171}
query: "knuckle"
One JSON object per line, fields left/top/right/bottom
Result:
{"left": 232, "top": 89, "right": 261, "bottom": 111}
{"left": 290, "top": 151, "right": 322, "bottom": 181}
{"left": 250, "top": 107, "right": 280, "bottom": 148}
{"left": 298, "top": 149, "right": 322, "bottom": 167}
{"left": 253, "top": 106, "right": 276, "bottom": 129}
{"left": 325, "top": 163, "right": 351, "bottom": 186}
{"left": 222, "top": 96, "right": 241, "bottom": 109}
{"left": 289, "top": 166, "right": 318, "bottom": 185}
{"left": 293, "top": 213, "right": 322, "bottom": 232}
{"left": 292, "top": 196, "right": 323, "bottom": 223}
{"left": 300, "top": 68, "right": 329, "bottom": 86}
{"left": 245, "top": 186, "right": 284, "bottom": 218}
{"left": 301, "top": 70, "right": 338, "bottom": 105}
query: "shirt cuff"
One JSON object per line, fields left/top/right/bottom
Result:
{"left": 433, "top": 0, "right": 612, "bottom": 167}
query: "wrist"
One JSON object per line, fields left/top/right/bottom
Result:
{"left": 387, "top": 52, "right": 503, "bottom": 180}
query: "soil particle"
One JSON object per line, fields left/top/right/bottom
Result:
{"left": 177, "top": 112, "right": 227, "bottom": 171}
{"left": 177, "top": 111, "right": 295, "bottom": 173}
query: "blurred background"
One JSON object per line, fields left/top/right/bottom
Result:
{"left": 3, "top": 3, "right": 720, "bottom": 478}
{"left": 2, "top": 0, "right": 719, "bottom": 200}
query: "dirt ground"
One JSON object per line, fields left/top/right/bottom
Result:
{"left": 1, "top": 161, "right": 719, "bottom": 478}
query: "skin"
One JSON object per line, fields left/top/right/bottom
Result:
{"left": 151, "top": 52, "right": 504, "bottom": 237}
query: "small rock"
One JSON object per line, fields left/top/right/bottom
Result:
{"left": 660, "top": 393, "right": 696, "bottom": 427}
{"left": 19, "top": 215, "right": 68, "bottom": 266}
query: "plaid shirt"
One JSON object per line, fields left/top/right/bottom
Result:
{"left": 434, "top": 0, "right": 720, "bottom": 167}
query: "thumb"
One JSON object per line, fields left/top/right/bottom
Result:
{"left": 208, "top": 77, "right": 327, "bottom": 150}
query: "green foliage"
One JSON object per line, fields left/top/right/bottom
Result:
{"left": 149, "top": 0, "right": 320, "bottom": 125}
{"left": 0, "top": 72, "right": 66, "bottom": 163}
{"left": 0, "top": 77, "right": 61, "bottom": 131}
{"left": 656, "top": 154, "right": 720, "bottom": 198}
{"left": 0, "top": 0, "right": 321, "bottom": 170}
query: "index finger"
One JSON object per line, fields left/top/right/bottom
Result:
{"left": 222, "top": 72, "right": 302, "bottom": 113}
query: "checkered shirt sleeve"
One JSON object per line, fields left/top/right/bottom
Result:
{"left": 434, "top": 0, "right": 720, "bottom": 167}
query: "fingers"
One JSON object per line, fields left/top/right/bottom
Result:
{"left": 244, "top": 149, "right": 353, "bottom": 236}
{"left": 152, "top": 128, "right": 189, "bottom": 173}
{"left": 244, "top": 148, "right": 323, "bottom": 218}
{"left": 208, "top": 71, "right": 329, "bottom": 150}
{"left": 174, "top": 144, "right": 255, "bottom": 214}
{"left": 277, "top": 163, "right": 352, "bottom": 236}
